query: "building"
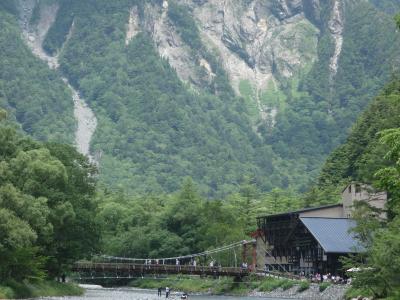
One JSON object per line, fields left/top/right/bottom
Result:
{"left": 254, "top": 183, "right": 387, "bottom": 275}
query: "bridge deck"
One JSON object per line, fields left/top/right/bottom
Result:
{"left": 73, "top": 262, "right": 250, "bottom": 277}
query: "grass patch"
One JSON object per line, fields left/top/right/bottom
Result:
{"left": 281, "top": 280, "right": 295, "bottom": 290}
{"left": 228, "top": 285, "right": 249, "bottom": 296}
{"left": 260, "top": 80, "right": 287, "bottom": 110}
{"left": 130, "top": 275, "right": 305, "bottom": 295}
{"left": 0, "top": 280, "right": 83, "bottom": 299}
{"left": 129, "top": 275, "right": 235, "bottom": 293}
{"left": 239, "top": 80, "right": 259, "bottom": 119}
{"left": 297, "top": 281, "right": 310, "bottom": 292}
{"left": 257, "top": 277, "right": 291, "bottom": 292}
{"left": 319, "top": 282, "right": 331, "bottom": 292}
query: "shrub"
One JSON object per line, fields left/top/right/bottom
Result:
{"left": 0, "top": 285, "right": 15, "bottom": 299}
{"left": 319, "top": 282, "right": 330, "bottom": 292}
{"left": 281, "top": 280, "right": 295, "bottom": 290}
{"left": 297, "top": 281, "right": 310, "bottom": 292}
{"left": 258, "top": 278, "right": 286, "bottom": 292}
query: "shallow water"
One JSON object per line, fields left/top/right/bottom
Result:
{"left": 37, "top": 286, "right": 294, "bottom": 300}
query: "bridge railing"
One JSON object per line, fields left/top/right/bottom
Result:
{"left": 73, "top": 262, "right": 250, "bottom": 276}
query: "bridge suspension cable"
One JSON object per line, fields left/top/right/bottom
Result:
{"left": 99, "top": 239, "right": 255, "bottom": 263}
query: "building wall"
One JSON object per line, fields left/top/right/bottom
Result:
{"left": 342, "top": 183, "right": 387, "bottom": 218}
{"left": 299, "top": 206, "right": 344, "bottom": 218}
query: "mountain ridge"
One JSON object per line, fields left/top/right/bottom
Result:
{"left": 1, "top": 0, "right": 400, "bottom": 196}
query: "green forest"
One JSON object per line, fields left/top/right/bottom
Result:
{"left": 1, "top": 0, "right": 399, "bottom": 196}
{"left": 0, "top": 110, "right": 97, "bottom": 297}
{"left": 2, "top": 74, "right": 400, "bottom": 297}
{"left": 0, "top": 109, "right": 307, "bottom": 297}
{"left": 1, "top": 0, "right": 400, "bottom": 298}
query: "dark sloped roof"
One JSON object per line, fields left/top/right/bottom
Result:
{"left": 257, "top": 204, "right": 343, "bottom": 220}
{"left": 300, "top": 217, "right": 364, "bottom": 253}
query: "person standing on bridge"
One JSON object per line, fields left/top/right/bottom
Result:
{"left": 158, "top": 287, "right": 162, "bottom": 297}
{"left": 165, "top": 286, "right": 170, "bottom": 298}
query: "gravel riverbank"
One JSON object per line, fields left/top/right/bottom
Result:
{"left": 249, "top": 283, "right": 348, "bottom": 300}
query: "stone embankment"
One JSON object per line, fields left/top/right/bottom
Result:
{"left": 250, "top": 283, "right": 349, "bottom": 300}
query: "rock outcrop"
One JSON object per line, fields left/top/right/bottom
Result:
{"left": 329, "top": 0, "right": 344, "bottom": 79}
{"left": 131, "top": 0, "right": 323, "bottom": 123}
{"left": 141, "top": 3, "right": 200, "bottom": 84}
{"left": 126, "top": 6, "right": 140, "bottom": 45}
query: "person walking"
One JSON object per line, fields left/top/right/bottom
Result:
{"left": 158, "top": 287, "right": 162, "bottom": 297}
{"left": 165, "top": 287, "right": 170, "bottom": 298}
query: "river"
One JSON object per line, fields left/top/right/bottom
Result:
{"left": 36, "top": 286, "right": 294, "bottom": 300}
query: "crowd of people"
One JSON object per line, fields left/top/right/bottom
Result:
{"left": 306, "top": 272, "right": 350, "bottom": 284}
{"left": 157, "top": 287, "right": 188, "bottom": 299}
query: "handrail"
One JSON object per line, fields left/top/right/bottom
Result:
{"left": 73, "top": 262, "right": 250, "bottom": 276}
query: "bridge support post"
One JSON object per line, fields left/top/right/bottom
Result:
{"left": 242, "top": 242, "right": 247, "bottom": 265}
{"left": 251, "top": 241, "right": 257, "bottom": 272}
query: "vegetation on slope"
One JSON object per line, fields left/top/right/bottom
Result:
{"left": 42, "top": 0, "right": 74, "bottom": 55}
{"left": 2, "top": 0, "right": 400, "bottom": 196}
{"left": 52, "top": 0, "right": 285, "bottom": 196}
{"left": 0, "top": 7, "right": 75, "bottom": 143}
{"left": 315, "top": 19, "right": 400, "bottom": 298}
{"left": 68, "top": 0, "right": 400, "bottom": 195}
{"left": 263, "top": 0, "right": 400, "bottom": 192}
{"left": 318, "top": 79, "right": 400, "bottom": 189}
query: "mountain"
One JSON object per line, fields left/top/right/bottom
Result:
{"left": 1, "top": 0, "right": 400, "bottom": 196}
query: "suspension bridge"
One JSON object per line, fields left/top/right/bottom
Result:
{"left": 73, "top": 240, "right": 259, "bottom": 279}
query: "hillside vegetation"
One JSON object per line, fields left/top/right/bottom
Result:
{"left": 52, "top": 1, "right": 284, "bottom": 196}
{"left": 57, "top": 0, "right": 400, "bottom": 195}
{"left": 1, "top": 0, "right": 400, "bottom": 197}
{"left": 266, "top": 0, "right": 400, "bottom": 190}
{"left": 0, "top": 7, "right": 75, "bottom": 143}
{"left": 315, "top": 24, "right": 400, "bottom": 297}
{"left": 318, "top": 80, "right": 400, "bottom": 189}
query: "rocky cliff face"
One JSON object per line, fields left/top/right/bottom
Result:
{"left": 125, "top": 0, "right": 338, "bottom": 123}
{"left": 189, "top": 0, "right": 320, "bottom": 87}
{"left": 7, "top": 0, "right": 399, "bottom": 195}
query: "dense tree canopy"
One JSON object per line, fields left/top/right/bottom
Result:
{"left": 0, "top": 111, "right": 99, "bottom": 282}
